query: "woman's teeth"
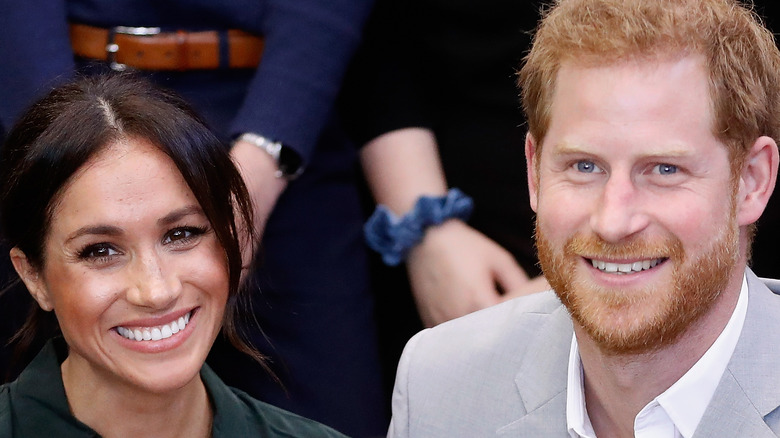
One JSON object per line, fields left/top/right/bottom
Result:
{"left": 591, "top": 258, "right": 663, "bottom": 274}
{"left": 116, "top": 312, "right": 191, "bottom": 341}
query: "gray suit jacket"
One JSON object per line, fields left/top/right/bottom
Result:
{"left": 388, "top": 269, "right": 780, "bottom": 437}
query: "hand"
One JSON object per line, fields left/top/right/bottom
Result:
{"left": 501, "top": 275, "right": 551, "bottom": 301}
{"left": 406, "top": 219, "right": 531, "bottom": 327}
{"left": 230, "top": 140, "right": 288, "bottom": 271}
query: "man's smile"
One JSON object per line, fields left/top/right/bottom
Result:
{"left": 587, "top": 257, "right": 667, "bottom": 274}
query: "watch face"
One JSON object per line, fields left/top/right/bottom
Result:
{"left": 278, "top": 145, "right": 304, "bottom": 177}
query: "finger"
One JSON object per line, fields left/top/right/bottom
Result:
{"left": 425, "top": 281, "right": 502, "bottom": 326}
{"left": 490, "top": 252, "right": 530, "bottom": 293}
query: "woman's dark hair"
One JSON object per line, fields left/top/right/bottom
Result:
{"left": 0, "top": 73, "right": 266, "bottom": 371}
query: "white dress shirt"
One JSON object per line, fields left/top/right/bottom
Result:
{"left": 567, "top": 274, "right": 749, "bottom": 438}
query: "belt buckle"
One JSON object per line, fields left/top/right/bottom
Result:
{"left": 106, "top": 26, "right": 162, "bottom": 71}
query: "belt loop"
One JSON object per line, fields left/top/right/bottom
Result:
{"left": 218, "top": 30, "right": 230, "bottom": 69}
{"left": 106, "top": 28, "right": 127, "bottom": 71}
{"left": 176, "top": 30, "right": 188, "bottom": 71}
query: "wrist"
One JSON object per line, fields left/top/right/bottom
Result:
{"left": 364, "top": 188, "right": 474, "bottom": 266}
{"left": 235, "top": 132, "right": 304, "bottom": 180}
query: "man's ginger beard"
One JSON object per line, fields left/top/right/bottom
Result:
{"left": 536, "top": 208, "right": 739, "bottom": 355}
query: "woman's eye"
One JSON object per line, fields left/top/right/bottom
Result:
{"left": 79, "top": 243, "right": 119, "bottom": 260}
{"left": 163, "top": 226, "right": 207, "bottom": 245}
{"left": 168, "top": 229, "right": 192, "bottom": 242}
{"left": 575, "top": 160, "right": 602, "bottom": 173}
{"left": 653, "top": 163, "right": 678, "bottom": 175}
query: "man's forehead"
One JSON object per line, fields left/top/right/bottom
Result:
{"left": 547, "top": 56, "right": 715, "bottom": 132}
{"left": 534, "top": 55, "right": 730, "bottom": 167}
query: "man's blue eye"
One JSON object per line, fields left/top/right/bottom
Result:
{"left": 656, "top": 164, "right": 678, "bottom": 175}
{"left": 576, "top": 161, "right": 598, "bottom": 173}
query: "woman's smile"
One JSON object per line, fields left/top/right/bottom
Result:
{"left": 116, "top": 309, "right": 193, "bottom": 342}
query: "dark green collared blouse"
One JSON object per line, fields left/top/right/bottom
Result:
{"left": 0, "top": 339, "right": 348, "bottom": 437}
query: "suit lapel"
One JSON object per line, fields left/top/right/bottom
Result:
{"left": 497, "top": 303, "right": 573, "bottom": 436}
{"left": 694, "top": 269, "right": 780, "bottom": 436}
{"left": 693, "top": 370, "right": 778, "bottom": 437}
{"left": 497, "top": 390, "right": 569, "bottom": 436}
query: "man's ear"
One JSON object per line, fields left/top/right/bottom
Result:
{"left": 525, "top": 133, "right": 539, "bottom": 213}
{"left": 9, "top": 247, "right": 54, "bottom": 311}
{"left": 736, "top": 135, "right": 779, "bottom": 226}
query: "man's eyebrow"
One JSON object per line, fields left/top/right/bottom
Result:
{"left": 158, "top": 205, "right": 206, "bottom": 226}
{"left": 552, "top": 141, "right": 692, "bottom": 157}
{"left": 551, "top": 141, "right": 588, "bottom": 155}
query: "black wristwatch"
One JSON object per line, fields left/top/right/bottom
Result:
{"left": 237, "top": 132, "right": 304, "bottom": 179}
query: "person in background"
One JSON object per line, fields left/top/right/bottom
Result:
{"left": 388, "top": 0, "right": 780, "bottom": 435}
{"left": 347, "top": 0, "right": 548, "bottom": 326}
{"left": 0, "top": 73, "right": 345, "bottom": 438}
{"left": 340, "top": 0, "right": 548, "bottom": 398}
{"left": 0, "top": 2, "right": 386, "bottom": 436}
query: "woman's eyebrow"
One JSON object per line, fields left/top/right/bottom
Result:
{"left": 158, "top": 205, "right": 205, "bottom": 226}
{"left": 63, "top": 205, "right": 205, "bottom": 244}
{"left": 65, "top": 225, "right": 122, "bottom": 244}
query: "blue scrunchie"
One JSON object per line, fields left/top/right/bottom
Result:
{"left": 364, "top": 188, "right": 474, "bottom": 266}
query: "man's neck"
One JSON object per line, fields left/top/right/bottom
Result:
{"left": 576, "top": 271, "right": 743, "bottom": 438}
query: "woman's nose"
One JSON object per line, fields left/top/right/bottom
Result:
{"left": 125, "top": 251, "right": 182, "bottom": 310}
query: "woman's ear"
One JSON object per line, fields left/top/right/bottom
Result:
{"left": 9, "top": 247, "right": 54, "bottom": 311}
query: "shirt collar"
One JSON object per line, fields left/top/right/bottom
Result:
{"left": 11, "top": 338, "right": 98, "bottom": 437}
{"left": 200, "top": 363, "right": 254, "bottom": 437}
{"left": 566, "top": 273, "right": 749, "bottom": 438}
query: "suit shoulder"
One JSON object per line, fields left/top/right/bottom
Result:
{"left": 404, "top": 291, "right": 568, "bottom": 368}
{"left": 390, "top": 291, "right": 572, "bottom": 437}
{"left": 424, "top": 290, "right": 563, "bottom": 339}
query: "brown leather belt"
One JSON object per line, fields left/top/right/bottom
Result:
{"left": 69, "top": 23, "right": 264, "bottom": 71}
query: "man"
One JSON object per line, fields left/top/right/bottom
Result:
{"left": 387, "top": 0, "right": 780, "bottom": 436}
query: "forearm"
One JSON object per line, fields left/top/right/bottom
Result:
{"left": 231, "top": 0, "right": 376, "bottom": 162}
{"left": 230, "top": 140, "right": 287, "bottom": 269}
{"left": 360, "top": 127, "right": 448, "bottom": 215}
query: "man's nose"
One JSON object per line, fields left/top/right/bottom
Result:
{"left": 589, "top": 173, "right": 650, "bottom": 243}
{"left": 125, "top": 251, "right": 182, "bottom": 310}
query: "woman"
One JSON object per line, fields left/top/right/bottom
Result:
{"left": 0, "top": 74, "right": 345, "bottom": 437}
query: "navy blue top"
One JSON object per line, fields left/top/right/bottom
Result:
{"left": 0, "top": 0, "right": 374, "bottom": 163}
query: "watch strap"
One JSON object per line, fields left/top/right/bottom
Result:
{"left": 237, "top": 132, "right": 303, "bottom": 179}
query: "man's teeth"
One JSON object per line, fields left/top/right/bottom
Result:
{"left": 591, "top": 258, "right": 662, "bottom": 274}
{"left": 116, "top": 312, "right": 191, "bottom": 342}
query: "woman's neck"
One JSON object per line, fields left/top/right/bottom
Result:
{"left": 60, "top": 356, "right": 213, "bottom": 438}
